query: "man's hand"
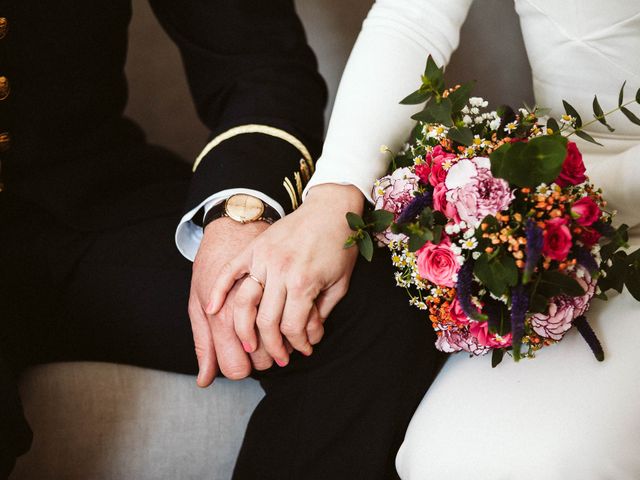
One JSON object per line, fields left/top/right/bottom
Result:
{"left": 206, "top": 184, "right": 364, "bottom": 367}
{"left": 189, "top": 217, "right": 269, "bottom": 387}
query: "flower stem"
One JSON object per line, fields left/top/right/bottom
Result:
{"left": 567, "top": 99, "right": 637, "bottom": 137}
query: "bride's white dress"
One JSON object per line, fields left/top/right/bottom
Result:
{"left": 305, "top": 0, "right": 640, "bottom": 478}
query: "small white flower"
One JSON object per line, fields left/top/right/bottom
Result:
{"left": 445, "top": 224, "right": 455, "bottom": 235}
{"left": 560, "top": 114, "right": 575, "bottom": 126}
{"left": 461, "top": 237, "right": 478, "bottom": 249}
{"left": 462, "top": 114, "right": 473, "bottom": 125}
{"left": 489, "top": 118, "right": 501, "bottom": 130}
{"left": 472, "top": 251, "right": 482, "bottom": 260}
{"left": 450, "top": 244, "right": 463, "bottom": 255}
{"left": 504, "top": 121, "right": 518, "bottom": 134}
{"left": 461, "top": 105, "right": 470, "bottom": 114}
{"left": 474, "top": 116, "right": 484, "bottom": 124}
{"left": 470, "top": 107, "right": 480, "bottom": 115}
{"left": 469, "top": 97, "right": 485, "bottom": 108}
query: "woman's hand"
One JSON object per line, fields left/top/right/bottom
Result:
{"left": 206, "top": 184, "right": 364, "bottom": 366}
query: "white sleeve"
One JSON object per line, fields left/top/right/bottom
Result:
{"left": 175, "top": 189, "right": 284, "bottom": 262}
{"left": 304, "top": 0, "right": 474, "bottom": 202}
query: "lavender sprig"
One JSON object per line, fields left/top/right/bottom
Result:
{"left": 456, "top": 261, "right": 488, "bottom": 322}
{"left": 510, "top": 285, "right": 529, "bottom": 361}
{"left": 523, "top": 219, "right": 544, "bottom": 284}
{"left": 574, "top": 316, "right": 604, "bottom": 361}
{"left": 395, "top": 192, "right": 433, "bottom": 225}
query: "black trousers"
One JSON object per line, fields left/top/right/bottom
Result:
{"left": 0, "top": 173, "right": 444, "bottom": 479}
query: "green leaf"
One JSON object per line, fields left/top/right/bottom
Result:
{"left": 447, "top": 126, "right": 474, "bottom": 146}
{"left": 538, "top": 271, "right": 586, "bottom": 298}
{"left": 411, "top": 98, "right": 453, "bottom": 126}
{"left": 473, "top": 253, "right": 518, "bottom": 297}
{"left": 448, "top": 81, "right": 475, "bottom": 112}
{"left": 592, "top": 95, "right": 615, "bottom": 132}
{"left": 636, "top": 87, "right": 640, "bottom": 105}
{"left": 491, "top": 348, "right": 505, "bottom": 368}
{"left": 346, "top": 212, "right": 366, "bottom": 230}
{"left": 621, "top": 106, "right": 640, "bottom": 126}
{"left": 367, "top": 210, "right": 395, "bottom": 233}
{"left": 618, "top": 81, "right": 626, "bottom": 107}
{"left": 424, "top": 55, "right": 444, "bottom": 92}
{"left": 357, "top": 231, "right": 374, "bottom": 262}
{"left": 400, "top": 89, "right": 431, "bottom": 105}
{"left": 343, "top": 236, "right": 357, "bottom": 248}
{"left": 490, "top": 135, "right": 568, "bottom": 187}
{"left": 563, "top": 100, "right": 582, "bottom": 128}
{"left": 574, "top": 129, "right": 603, "bottom": 146}
{"left": 546, "top": 117, "right": 560, "bottom": 134}
{"left": 529, "top": 293, "right": 549, "bottom": 314}
{"left": 625, "top": 266, "right": 640, "bottom": 301}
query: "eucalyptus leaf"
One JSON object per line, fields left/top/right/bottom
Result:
{"left": 424, "top": 56, "right": 444, "bottom": 93}
{"left": 538, "top": 271, "right": 586, "bottom": 298}
{"left": 592, "top": 95, "right": 615, "bottom": 132}
{"left": 636, "top": 87, "right": 640, "bottom": 104}
{"left": 448, "top": 126, "right": 474, "bottom": 146}
{"left": 546, "top": 117, "right": 560, "bottom": 134}
{"left": 448, "top": 81, "right": 475, "bottom": 112}
{"left": 357, "top": 231, "right": 374, "bottom": 262}
{"left": 409, "top": 232, "right": 431, "bottom": 252}
{"left": 346, "top": 212, "right": 365, "bottom": 230}
{"left": 621, "top": 106, "right": 640, "bottom": 126}
{"left": 563, "top": 100, "right": 582, "bottom": 128}
{"left": 574, "top": 129, "right": 603, "bottom": 146}
{"left": 529, "top": 293, "right": 549, "bottom": 314}
{"left": 618, "top": 81, "right": 626, "bottom": 107}
{"left": 625, "top": 266, "right": 640, "bottom": 301}
{"left": 491, "top": 348, "right": 504, "bottom": 368}
{"left": 367, "top": 209, "right": 395, "bottom": 233}
{"left": 473, "top": 253, "right": 517, "bottom": 297}
{"left": 411, "top": 98, "right": 453, "bottom": 126}
{"left": 343, "top": 237, "right": 356, "bottom": 248}
{"left": 490, "top": 135, "right": 568, "bottom": 187}
{"left": 400, "top": 89, "right": 431, "bottom": 106}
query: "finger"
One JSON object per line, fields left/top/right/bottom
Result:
{"left": 249, "top": 339, "right": 274, "bottom": 371}
{"left": 256, "top": 279, "right": 289, "bottom": 367}
{"left": 188, "top": 300, "right": 219, "bottom": 388}
{"left": 306, "top": 304, "right": 325, "bottom": 346}
{"left": 280, "top": 293, "right": 314, "bottom": 356}
{"left": 206, "top": 252, "right": 251, "bottom": 315}
{"left": 315, "top": 281, "right": 350, "bottom": 320}
{"left": 209, "top": 302, "right": 252, "bottom": 381}
{"left": 232, "top": 278, "right": 262, "bottom": 353}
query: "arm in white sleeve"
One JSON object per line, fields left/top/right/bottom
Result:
{"left": 304, "top": 0, "right": 474, "bottom": 202}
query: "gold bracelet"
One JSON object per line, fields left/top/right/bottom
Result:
{"left": 192, "top": 124, "right": 313, "bottom": 173}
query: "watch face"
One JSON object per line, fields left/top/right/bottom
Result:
{"left": 225, "top": 194, "right": 265, "bottom": 223}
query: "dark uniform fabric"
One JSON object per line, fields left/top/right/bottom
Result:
{"left": 0, "top": 1, "right": 444, "bottom": 479}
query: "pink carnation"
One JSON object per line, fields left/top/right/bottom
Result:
{"left": 372, "top": 167, "right": 419, "bottom": 245}
{"left": 416, "top": 237, "right": 461, "bottom": 288}
{"left": 444, "top": 158, "right": 514, "bottom": 227}
{"left": 530, "top": 269, "right": 596, "bottom": 341}
{"left": 435, "top": 330, "right": 490, "bottom": 356}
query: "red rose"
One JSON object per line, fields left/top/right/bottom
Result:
{"left": 580, "top": 227, "right": 602, "bottom": 247}
{"left": 415, "top": 163, "right": 432, "bottom": 184}
{"left": 571, "top": 197, "right": 601, "bottom": 226}
{"left": 543, "top": 217, "right": 573, "bottom": 262}
{"left": 555, "top": 142, "right": 586, "bottom": 187}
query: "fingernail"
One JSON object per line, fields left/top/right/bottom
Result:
{"left": 242, "top": 342, "right": 253, "bottom": 353}
{"left": 303, "top": 347, "right": 313, "bottom": 357}
{"left": 275, "top": 358, "right": 288, "bottom": 367}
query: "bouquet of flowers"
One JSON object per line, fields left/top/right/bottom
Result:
{"left": 346, "top": 56, "right": 640, "bottom": 366}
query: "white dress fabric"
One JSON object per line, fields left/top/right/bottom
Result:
{"left": 308, "top": 0, "right": 640, "bottom": 478}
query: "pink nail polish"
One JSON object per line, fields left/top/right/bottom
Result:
{"left": 275, "top": 358, "right": 288, "bottom": 367}
{"left": 242, "top": 342, "right": 253, "bottom": 353}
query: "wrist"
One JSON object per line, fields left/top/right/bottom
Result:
{"left": 204, "top": 217, "right": 270, "bottom": 238}
{"left": 305, "top": 184, "right": 365, "bottom": 214}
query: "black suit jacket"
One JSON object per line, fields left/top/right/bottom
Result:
{"left": 0, "top": 0, "right": 327, "bottom": 230}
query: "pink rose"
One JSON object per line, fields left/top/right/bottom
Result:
{"left": 432, "top": 182, "right": 458, "bottom": 219}
{"left": 530, "top": 269, "right": 596, "bottom": 340}
{"left": 415, "top": 163, "right": 432, "bottom": 184}
{"left": 416, "top": 237, "right": 460, "bottom": 288}
{"left": 469, "top": 321, "right": 513, "bottom": 348}
{"left": 572, "top": 197, "right": 601, "bottom": 226}
{"left": 543, "top": 217, "right": 573, "bottom": 262}
{"left": 426, "top": 146, "right": 456, "bottom": 186}
{"left": 449, "top": 298, "right": 471, "bottom": 325}
{"left": 580, "top": 227, "right": 602, "bottom": 247}
{"left": 555, "top": 142, "right": 586, "bottom": 187}
{"left": 445, "top": 159, "right": 514, "bottom": 227}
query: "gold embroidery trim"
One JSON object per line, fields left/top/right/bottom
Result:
{"left": 192, "top": 124, "right": 313, "bottom": 173}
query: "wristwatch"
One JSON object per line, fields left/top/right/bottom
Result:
{"left": 203, "top": 194, "right": 279, "bottom": 228}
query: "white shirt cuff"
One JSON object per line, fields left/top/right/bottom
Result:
{"left": 175, "top": 189, "right": 285, "bottom": 261}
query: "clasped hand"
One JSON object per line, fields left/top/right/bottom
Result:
{"left": 190, "top": 184, "right": 363, "bottom": 387}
